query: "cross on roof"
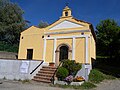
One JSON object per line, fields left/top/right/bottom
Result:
{"left": 65, "top": 2, "right": 69, "bottom": 6}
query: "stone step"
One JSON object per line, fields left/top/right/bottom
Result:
{"left": 42, "top": 66, "right": 57, "bottom": 69}
{"left": 34, "top": 75, "right": 52, "bottom": 80}
{"left": 32, "top": 78, "right": 51, "bottom": 83}
{"left": 40, "top": 68, "right": 56, "bottom": 71}
{"left": 38, "top": 70, "right": 54, "bottom": 74}
{"left": 36, "top": 73, "right": 53, "bottom": 77}
{"left": 32, "top": 65, "right": 57, "bottom": 83}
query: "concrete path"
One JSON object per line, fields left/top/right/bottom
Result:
{"left": 0, "top": 80, "right": 74, "bottom": 90}
{"left": 0, "top": 79, "right": 120, "bottom": 90}
{"left": 94, "top": 79, "right": 120, "bottom": 90}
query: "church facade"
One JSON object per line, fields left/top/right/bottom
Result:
{"left": 18, "top": 6, "right": 96, "bottom": 66}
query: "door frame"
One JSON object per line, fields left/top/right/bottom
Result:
{"left": 55, "top": 43, "right": 72, "bottom": 66}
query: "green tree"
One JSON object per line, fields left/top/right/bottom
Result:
{"left": 0, "top": 0, "right": 27, "bottom": 45}
{"left": 96, "top": 19, "right": 120, "bottom": 59}
{"left": 0, "top": 0, "right": 8, "bottom": 6}
{"left": 38, "top": 21, "right": 49, "bottom": 28}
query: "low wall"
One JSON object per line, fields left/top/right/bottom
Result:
{"left": 75, "top": 64, "right": 92, "bottom": 81}
{"left": 0, "top": 51, "right": 17, "bottom": 59}
{"left": 0, "top": 59, "right": 45, "bottom": 80}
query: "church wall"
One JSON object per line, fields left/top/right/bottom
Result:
{"left": 45, "top": 40, "right": 54, "bottom": 62}
{"left": 48, "top": 32, "right": 80, "bottom": 37}
{"left": 18, "top": 33, "right": 44, "bottom": 60}
{"left": 90, "top": 33, "right": 96, "bottom": 60}
{"left": 75, "top": 38, "right": 85, "bottom": 63}
{"left": 57, "top": 38, "right": 72, "bottom": 60}
{"left": 44, "top": 32, "right": 92, "bottom": 63}
{"left": 18, "top": 30, "right": 94, "bottom": 64}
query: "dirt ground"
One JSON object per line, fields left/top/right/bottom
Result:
{"left": 0, "top": 79, "right": 120, "bottom": 90}
{"left": 94, "top": 79, "right": 120, "bottom": 90}
{"left": 0, "top": 80, "right": 73, "bottom": 90}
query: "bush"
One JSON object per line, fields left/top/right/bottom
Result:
{"left": 62, "top": 59, "right": 81, "bottom": 76}
{"left": 21, "top": 79, "right": 30, "bottom": 84}
{"left": 56, "top": 67, "right": 69, "bottom": 81}
{"left": 0, "top": 41, "right": 18, "bottom": 52}
{"left": 89, "top": 69, "right": 116, "bottom": 83}
{"left": 89, "top": 69, "right": 105, "bottom": 83}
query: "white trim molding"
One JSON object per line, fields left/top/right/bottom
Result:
{"left": 85, "top": 36, "right": 89, "bottom": 63}
{"left": 42, "top": 38, "right": 46, "bottom": 61}
{"left": 44, "top": 35, "right": 90, "bottom": 40}
{"left": 44, "top": 30, "right": 90, "bottom": 35}
{"left": 72, "top": 37, "right": 76, "bottom": 60}
{"left": 53, "top": 38, "right": 57, "bottom": 63}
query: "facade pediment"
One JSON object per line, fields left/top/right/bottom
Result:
{"left": 49, "top": 20, "right": 83, "bottom": 30}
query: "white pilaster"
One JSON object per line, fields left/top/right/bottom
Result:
{"left": 72, "top": 37, "right": 76, "bottom": 60}
{"left": 85, "top": 36, "right": 88, "bottom": 63}
{"left": 43, "top": 39, "right": 46, "bottom": 61}
{"left": 53, "top": 38, "right": 57, "bottom": 63}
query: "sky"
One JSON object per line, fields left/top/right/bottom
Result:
{"left": 11, "top": 0, "right": 120, "bottom": 29}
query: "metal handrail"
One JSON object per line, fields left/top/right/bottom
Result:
{"left": 51, "top": 61, "right": 63, "bottom": 84}
{"left": 30, "top": 60, "right": 44, "bottom": 74}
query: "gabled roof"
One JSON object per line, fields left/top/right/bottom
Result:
{"left": 21, "top": 26, "right": 44, "bottom": 35}
{"left": 45, "top": 17, "right": 96, "bottom": 41}
{"left": 72, "top": 17, "right": 96, "bottom": 41}
{"left": 46, "top": 17, "right": 89, "bottom": 29}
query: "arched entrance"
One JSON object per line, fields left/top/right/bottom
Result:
{"left": 55, "top": 43, "right": 72, "bottom": 66}
{"left": 59, "top": 46, "right": 68, "bottom": 61}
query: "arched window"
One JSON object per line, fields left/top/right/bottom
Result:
{"left": 65, "top": 11, "right": 68, "bottom": 16}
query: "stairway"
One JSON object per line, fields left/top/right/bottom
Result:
{"left": 32, "top": 66, "right": 57, "bottom": 83}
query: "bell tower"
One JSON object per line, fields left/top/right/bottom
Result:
{"left": 61, "top": 5, "right": 72, "bottom": 18}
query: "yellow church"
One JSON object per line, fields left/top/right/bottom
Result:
{"left": 18, "top": 6, "right": 96, "bottom": 67}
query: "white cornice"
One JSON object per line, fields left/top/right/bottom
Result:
{"left": 44, "top": 35, "right": 90, "bottom": 40}
{"left": 44, "top": 30, "right": 90, "bottom": 35}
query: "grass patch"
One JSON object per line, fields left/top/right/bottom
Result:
{"left": 21, "top": 79, "right": 30, "bottom": 84}
{"left": 51, "top": 82, "right": 96, "bottom": 89}
{"left": 104, "top": 74, "right": 116, "bottom": 80}
{"left": 95, "top": 64, "right": 120, "bottom": 77}
{"left": 80, "top": 82, "right": 96, "bottom": 89}
{"left": 96, "top": 56, "right": 109, "bottom": 58}
{"left": 89, "top": 69, "right": 116, "bottom": 83}
{"left": 94, "top": 57, "right": 120, "bottom": 77}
